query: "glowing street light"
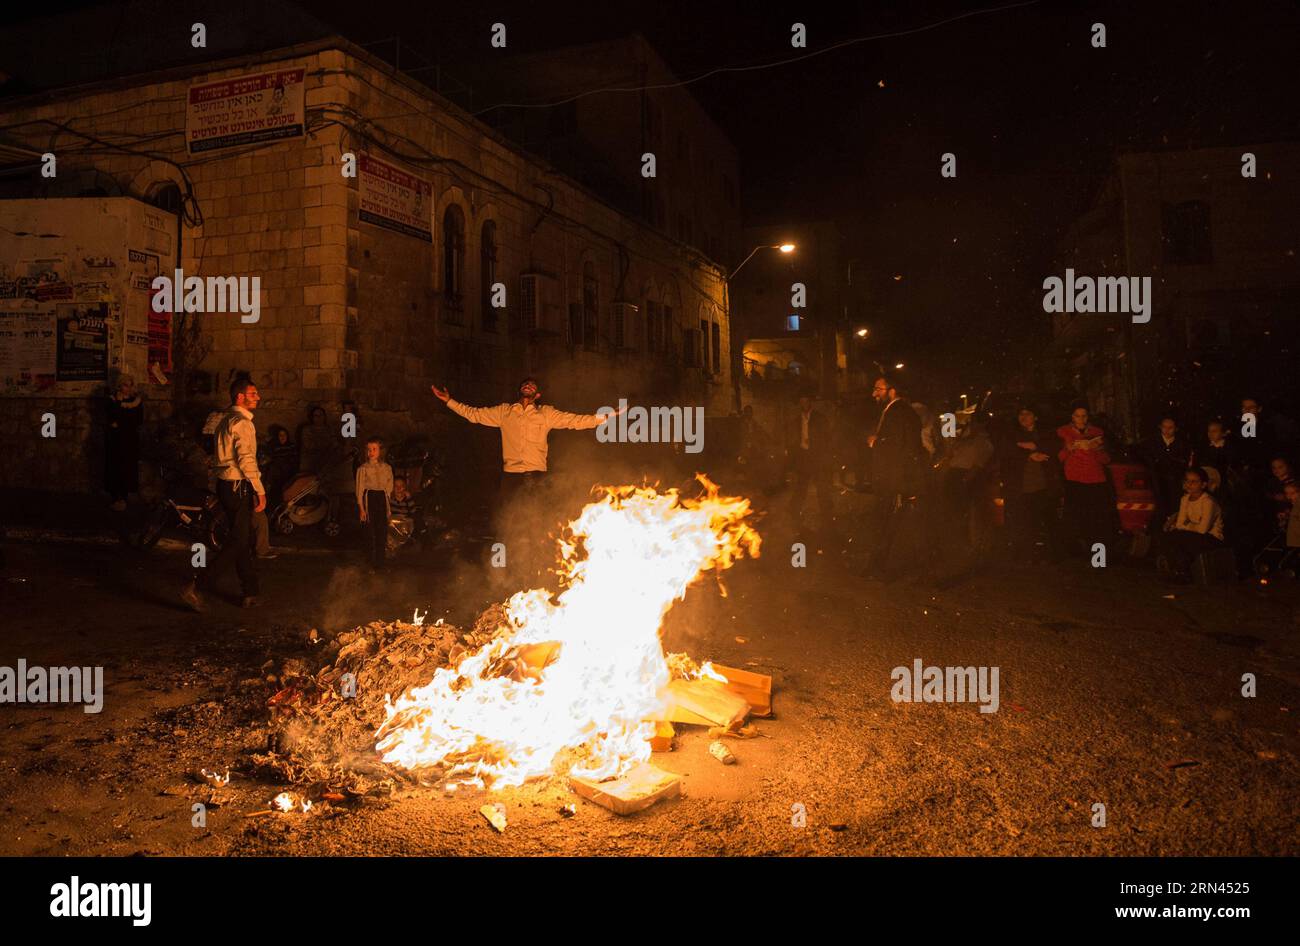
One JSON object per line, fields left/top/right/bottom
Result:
{"left": 729, "top": 242, "right": 797, "bottom": 280}
{"left": 856, "top": 327, "right": 869, "bottom": 338}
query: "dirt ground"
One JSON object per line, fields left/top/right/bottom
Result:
{"left": 2, "top": 490, "right": 1298, "bottom": 856}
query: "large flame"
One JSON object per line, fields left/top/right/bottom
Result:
{"left": 375, "top": 477, "right": 760, "bottom": 788}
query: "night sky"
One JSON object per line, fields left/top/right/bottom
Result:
{"left": 6, "top": 0, "right": 1297, "bottom": 399}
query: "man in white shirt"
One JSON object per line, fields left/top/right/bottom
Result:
{"left": 1157, "top": 466, "right": 1225, "bottom": 582}
{"left": 183, "top": 378, "right": 266, "bottom": 610}
{"left": 432, "top": 377, "right": 616, "bottom": 574}
{"left": 432, "top": 377, "right": 613, "bottom": 474}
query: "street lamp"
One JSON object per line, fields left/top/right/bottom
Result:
{"left": 894, "top": 362, "right": 905, "bottom": 369}
{"left": 855, "top": 327, "right": 869, "bottom": 338}
{"left": 725, "top": 241, "right": 796, "bottom": 414}
{"left": 729, "top": 242, "right": 796, "bottom": 281}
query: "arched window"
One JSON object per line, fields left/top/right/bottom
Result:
{"left": 480, "top": 220, "right": 498, "bottom": 332}
{"left": 442, "top": 205, "right": 466, "bottom": 319}
{"left": 582, "top": 261, "right": 598, "bottom": 350}
{"left": 147, "top": 183, "right": 184, "bottom": 216}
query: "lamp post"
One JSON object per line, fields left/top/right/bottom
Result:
{"left": 728, "top": 242, "right": 795, "bottom": 282}
{"left": 726, "top": 242, "right": 795, "bottom": 411}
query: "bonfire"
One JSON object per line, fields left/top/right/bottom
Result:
{"left": 374, "top": 476, "right": 760, "bottom": 788}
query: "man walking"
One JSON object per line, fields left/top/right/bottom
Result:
{"left": 183, "top": 378, "right": 265, "bottom": 610}
{"left": 866, "top": 375, "right": 922, "bottom": 579}
{"left": 786, "top": 393, "right": 834, "bottom": 526}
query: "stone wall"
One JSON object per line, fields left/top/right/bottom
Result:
{"left": 0, "top": 39, "right": 733, "bottom": 496}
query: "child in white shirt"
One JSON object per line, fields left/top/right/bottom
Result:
{"left": 355, "top": 437, "right": 394, "bottom": 570}
{"left": 1158, "top": 467, "right": 1224, "bottom": 582}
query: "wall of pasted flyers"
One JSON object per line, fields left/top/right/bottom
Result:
{"left": 0, "top": 198, "right": 176, "bottom": 396}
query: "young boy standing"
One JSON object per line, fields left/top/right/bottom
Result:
{"left": 356, "top": 437, "right": 394, "bottom": 570}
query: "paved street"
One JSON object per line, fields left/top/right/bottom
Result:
{"left": 1, "top": 493, "right": 1298, "bottom": 856}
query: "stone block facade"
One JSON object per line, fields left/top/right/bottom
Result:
{"left": 0, "top": 39, "right": 732, "bottom": 493}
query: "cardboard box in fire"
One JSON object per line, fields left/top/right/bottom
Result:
{"left": 569, "top": 669, "right": 774, "bottom": 816}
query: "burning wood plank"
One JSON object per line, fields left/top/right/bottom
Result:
{"left": 662, "top": 678, "right": 750, "bottom": 729}
{"left": 649, "top": 720, "right": 675, "bottom": 752}
{"left": 706, "top": 663, "right": 773, "bottom": 717}
{"left": 569, "top": 763, "right": 682, "bottom": 815}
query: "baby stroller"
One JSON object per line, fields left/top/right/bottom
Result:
{"left": 1252, "top": 527, "right": 1298, "bottom": 578}
{"left": 271, "top": 471, "right": 330, "bottom": 535}
{"left": 386, "top": 514, "right": 417, "bottom": 558}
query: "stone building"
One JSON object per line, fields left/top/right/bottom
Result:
{"left": 1048, "top": 142, "right": 1300, "bottom": 439}
{"left": 468, "top": 34, "right": 743, "bottom": 270}
{"left": 730, "top": 220, "right": 866, "bottom": 400}
{"left": 0, "top": 36, "right": 732, "bottom": 493}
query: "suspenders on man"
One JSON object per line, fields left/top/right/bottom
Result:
{"left": 182, "top": 379, "right": 266, "bottom": 611}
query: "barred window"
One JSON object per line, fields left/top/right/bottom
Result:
{"left": 442, "top": 205, "right": 466, "bottom": 317}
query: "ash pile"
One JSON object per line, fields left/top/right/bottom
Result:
{"left": 250, "top": 606, "right": 510, "bottom": 796}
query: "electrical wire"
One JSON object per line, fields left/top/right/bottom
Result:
{"left": 475, "top": 0, "right": 1040, "bottom": 115}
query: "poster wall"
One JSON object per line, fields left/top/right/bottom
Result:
{"left": 147, "top": 285, "right": 173, "bottom": 375}
{"left": 0, "top": 309, "right": 56, "bottom": 389}
{"left": 358, "top": 153, "right": 433, "bottom": 242}
{"left": 56, "top": 303, "right": 109, "bottom": 382}
{"left": 186, "top": 68, "right": 306, "bottom": 154}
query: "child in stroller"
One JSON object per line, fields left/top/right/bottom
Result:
{"left": 386, "top": 474, "right": 424, "bottom": 556}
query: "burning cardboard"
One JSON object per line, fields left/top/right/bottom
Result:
{"left": 570, "top": 763, "right": 683, "bottom": 815}
{"left": 706, "top": 663, "right": 773, "bottom": 717}
{"left": 662, "top": 678, "right": 750, "bottom": 729}
{"left": 253, "top": 479, "right": 764, "bottom": 815}
{"left": 373, "top": 479, "right": 760, "bottom": 789}
{"left": 649, "top": 720, "right": 675, "bottom": 752}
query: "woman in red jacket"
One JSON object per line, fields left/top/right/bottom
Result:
{"left": 1057, "top": 404, "right": 1112, "bottom": 556}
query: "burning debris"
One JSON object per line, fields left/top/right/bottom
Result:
{"left": 252, "top": 478, "right": 773, "bottom": 815}
{"left": 251, "top": 607, "right": 509, "bottom": 794}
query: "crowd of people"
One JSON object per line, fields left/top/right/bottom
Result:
{"left": 165, "top": 374, "right": 610, "bottom": 608}
{"left": 83, "top": 367, "right": 1299, "bottom": 608}
{"left": 741, "top": 377, "right": 1300, "bottom": 584}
